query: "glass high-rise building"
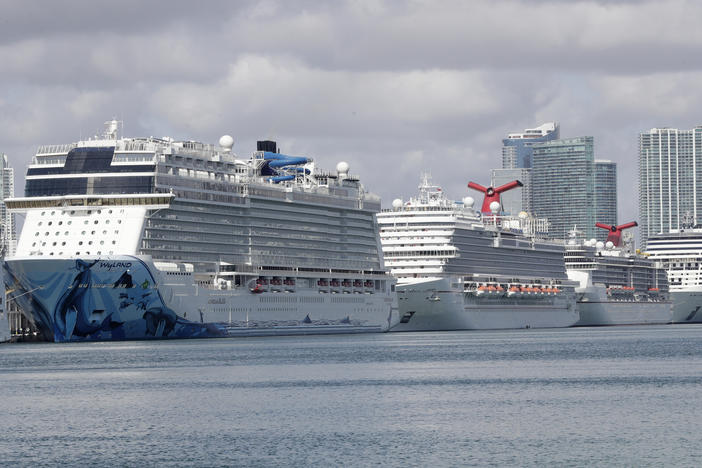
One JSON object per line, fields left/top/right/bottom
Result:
{"left": 639, "top": 127, "right": 702, "bottom": 247}
{"left": 531, "top": 137, "right": 597, "bottom": 240}
{"left": 502, "top": 122, "right": 560, "bottom": 169}
{"left": 593, "top": 159, "right": 618, "bottom": 240}
{"left": 0, "top": 154, "right": 15, "bottom": 255}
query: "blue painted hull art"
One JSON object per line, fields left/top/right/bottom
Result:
{"left": 4, "top": 257, "right": 226, "bottom": 342}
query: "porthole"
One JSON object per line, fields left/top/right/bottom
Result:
{"left": 61, "top": 242, "right": 66, "bottom": 246}
{"left": 32, "top": 242, "right": 36, "bottom": 247}
{"left": 79, "top": 241, "right": 83, "bottom": 246}
{"left": 91, "top": 231, "right": 95, "bottom": 235}
{"left": 52, "top": 242, "right": 57, "bottom": 246}
{"left": 88, "top": 241, "right": 93, "bottom": 245}
{"left": 38, "top": 222, "right": 43, "bottom": 226}
{"left": 106, "top": 220, "right": 110, "bottom": 224}
{"left": 100, "top": 241, "right": 104, "bottom": 245}
{"left": 48, "top": 221, "right": 52, "bottom": 226}
{"left": 81, "top": 231, "right": 86, "bottom": 235}
{"left": 64, "top": 231, "right": 68, "bottom": 235}
{"left": 94, "top": 220, "right": 98, "bottom": 224}
{"left": 58, "top": 221, "right": 63, "bottom": 225}
{"left": 44, "top": 232, "right": 49, "bottom": 236}
{"left": 87, "top": 210, "right": 92, "bottom": 215}
{"left": 102, "top": 230, "right": 107, "bottom": 235}
{"left": 68, "top": 221, "right": 72, "bottom": 225}
{"left": 84, "top": 220, "right": 88, "bottom": 225}
{"left": 41, "top": 211, "right": 45, "bottom": 216}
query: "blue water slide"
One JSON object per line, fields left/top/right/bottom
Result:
{"left": 263, "top": 151, "right": 309, "bottom": 168}
{"left": 262, "top": 151, "right": 310, "bottom": 182}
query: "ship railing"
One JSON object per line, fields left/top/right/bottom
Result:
{"left": 36, "top": 143, "right": 76, "bottom": 155}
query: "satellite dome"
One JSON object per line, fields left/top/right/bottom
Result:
{"left": 336, "top": 161, "right": 350, "bottom": 175}
{"left": 219, "top": 135, "right": 234, "bottom": 151}
{"left": 596, "top": 241, "right": 605, "bottom": 250}
{"left": 392, "top": 198, "right": 403, "bottom": 210}
{"left": 462, "top": 196, "right": 475, "bottom": 208}
{"left": 518, "top": 211, "right": 528, "bottom": 219}
{"left": 605, "top": 241, "right": 614, "bottom": 250}
{"left": 489, "top": 201, "right": 501, "bottom": 214}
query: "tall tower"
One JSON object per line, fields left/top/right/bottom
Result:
{"left": 493, "top": 122, "right": 559, "bottom": 214}
{"left": 593, "top": 160, "right": 618, "bottom": 241}
{"left": 531, "top": 136, "right": 596, "bottom": 240}
{"left": 639, "top": 127, "right": 702, "bottom": 247}
{"left": 0, "top": 154, "right": 15, "bottom": 255}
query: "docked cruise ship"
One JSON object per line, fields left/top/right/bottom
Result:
{"left": 565, "top": 224, "right": 671, "bottom": 326}
{"left": 376, "top": 175, "right": 578, "bottom": 331}
{"left": 645, "top": 226, "right": 702, "bottom": 323}
{"left": 4, "top": 120, "right": 399, "bottom": 342}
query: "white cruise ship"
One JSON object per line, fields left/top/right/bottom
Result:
{"left": 376, "top": 175, "right": 578, "bottom": 331}
{"left": 4, "top": 120, "right": 399, "bottom": 342}
{"left": 565, "top": 224, "right": 672, "bottom": 326}
{"left": 645, "top": 226, "right": 702, "bottom": 323}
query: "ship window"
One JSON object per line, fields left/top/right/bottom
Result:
{"left": 32, "top": 242, "right": 36, "bottom": 247}
{"left": 76, "top": 252, "right": 80, "bottom": 255}
{"left": 108, "top": 210, "right": 112, "bottom": 214}
{"left": 94, "top": 220, "right": 98, "bottom": 224}
{"left": 52, "top": 242, "right": 56, "bottom": 246}
{"left": 48, "top": 221, "right": 52, "bottom": 226}
{"left": 35, "top": 232, "right": 39, "bottom": 236}
{"left": 38, "top": 222, "right": 43, "bottom": 226}
{"left": 100, "top": 241, "right": 104, "bottom": 245}
{"left": 86, "top": 251, "right": 90, "bottom": 255}
{"left": 91, "top": 231, "right": 95, "bottom": 235}
{"left": 45, "top": 232, "right": 49, "bottom": 236}
{"left": 112, "top": 241, "right": 116, "bottom": 244}
{"left": 59, "top": 252, "right": 63, "bottom": 255}
{"left": 58, "top": 221, "right": 62, "bottom": 225}
{"left": 84, "top": 220, "right": 88, "bottom": 225}
{"left": 88, "top": 241, "right": 93, "bottom": 245}
{"left": 68, "top": 221, "right": 72, "bottom": 225}
{"left": 55, "top": 232, "right": 59, "bottom": 236}
{"left": 98, "top": 210, "right": 102, "bottom": 214}
{"left": 62, "top": 242, "right": 66, "bottom": 246}
{"left": 103, "top": 230, "right": 107, "bottom": 234}
{"left": 118, "top": 220, "right": 122, "bottom": 224}
{"left": 41, "top": 211, "right": 45, "bottom": 216}
{"left": 70, "top": 211, "right": 75, "bottom": 215}
{"left": 81, "top": 231, "right": 86, "bottom": 235}
{"left": 51, "top": 211, "right": 55, "bottom": 215}
{"left": 79, "top": 241, "right": 83, "bottom": 245}
{"left": 106, "top": 220, "right": 110, "bottom": 224}
{"left": 87, "top": 211, "right": 92, "bottom": 215}
{"left": 64, "top": 231, "right": 68, "bottom": 235}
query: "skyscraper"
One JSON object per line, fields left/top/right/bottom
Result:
{"left": 639, "top": 127, "right": 702, "bottom": 247}
{"left": 0, "top": 154, "right": 15, "bottom": 255}
{"left": 593, "top": 159, "right": 617, "bottom": 240}
{"left": 502, "top": 122, "right": 560, "bottom": 169}
{"left": 531, "top": 137, "right": 597, "bottom": 240}
{"left": 493, "top": 122, "right": 560, "bottom": 215}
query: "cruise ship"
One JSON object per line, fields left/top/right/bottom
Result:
{"left": 4, "top": 120, "right": 399, "bottom": 342}
{"left": 376, "top": 175, "right": 578, "bottom": 331}
{"left": 565, "top": 223, "right": 672, "bottom": 326}
{"left": 645, "top": 224, "right": 702, "bottom": 323}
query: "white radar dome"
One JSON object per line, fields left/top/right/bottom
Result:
{"left": 605, "top": 241, "right": 615, "bottom": 250}
{"left": 596, "top": 241, "right": 605, "bottom": 250}
{"left": 489, "top": 201, "right": 501, "bottom": 214}
{"left": 336, "top": 161, "right": 350, "bottom": 175}
{"left": 462, "top": 196, "right": 475, "bottom": 208}
{"left": 392, "top": 198, "right": 403, "bottom": 210}
{"left": 219, "top": 135, "right": 234, "bottom": 151}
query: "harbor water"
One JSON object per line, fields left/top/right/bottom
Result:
{"left": 1, "top": 325, "right": 702, "bottom": 466}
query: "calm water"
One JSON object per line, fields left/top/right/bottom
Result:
{"left": 1, "top": 325, "right": 702, "bottom": 467}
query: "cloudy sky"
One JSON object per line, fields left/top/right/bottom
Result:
{"left": 1, "top": 0, "right": 701, "bottom": 228}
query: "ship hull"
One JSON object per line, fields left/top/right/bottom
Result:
{"left": 4, "top": 256, "right": 399, "bottom": 342}
{"left": 392, "top": 277, "right": 578, "bottom": 331}
{"left": 669, "top": 290, "right": 702, "bottom": 323}
{"left": 574, "top": 287, "right": 672, "bottom": 326}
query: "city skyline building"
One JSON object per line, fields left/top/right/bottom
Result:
{"left": 0, "top": 154, "right": 15, "bottom": 255}
{"left": 502, "top": 122, "right": 560, "bottom": 169}
{"left": 491, "top": 167, "right": 532, "bottom": 215}
{"left": 638, "top": 127, "right": 702, "bottom": 247}
{"left": 593, "top": 159, "right": 618, "bottom": 241}
{"left": 531, "top": 136, "right": 597, "bottom": 240}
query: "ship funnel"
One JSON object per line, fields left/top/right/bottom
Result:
{"left": 467, "top": 180, "right": 523, "bottom": 214}
{"left": 595, "top": 221, "right": 637, "bottom": 247}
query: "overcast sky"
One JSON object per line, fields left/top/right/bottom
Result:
{"left": 2, "top": 0, "right": 701, "bottom": 231}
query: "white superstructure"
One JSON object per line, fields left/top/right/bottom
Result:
{"left": 376, "top": 175, "right": 578, "bottom": 331}
{"left": 4, "top": 121, "right": 399, "bottom": 342}
{"left": 645, "top": 226, "right": 702, "bottom": 323}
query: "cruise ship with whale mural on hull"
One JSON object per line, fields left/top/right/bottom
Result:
{"left": 4, "top": 120, "right": 399, "bottom": 342}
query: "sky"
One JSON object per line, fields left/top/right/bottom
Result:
{"left": 2, "top": 0, "right": 702, "bottom": 232}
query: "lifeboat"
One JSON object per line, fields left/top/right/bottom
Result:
{"left": 250, "top": 284, "right": 264, "bottom": 294}
{"left": 476, "top": 285, "right": 488, "bottom": 296}
{"left": 508, "top": 286, "right": 520, "bottom": 297}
